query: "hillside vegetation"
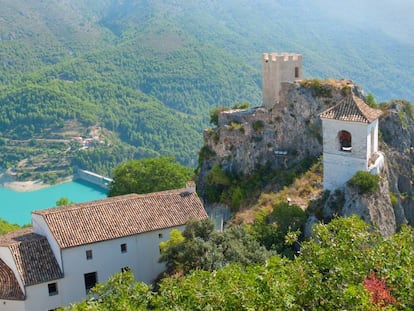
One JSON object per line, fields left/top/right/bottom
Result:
{"left": 65, "top": 216, "right": 414, "bottom": 310}
{"left": 1, "top": 0, "right": 413, "bottom": 180}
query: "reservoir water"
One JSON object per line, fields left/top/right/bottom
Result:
{"left": 0, "top": 180, "right": 107, "bottom": 226}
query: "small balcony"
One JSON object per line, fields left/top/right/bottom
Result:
{"left": 368, "top": 152, "right": 385, "bottom": 175}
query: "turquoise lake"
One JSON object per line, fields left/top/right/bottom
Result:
{"left": 0, "top": 180, "right": 107, "bottom": 226}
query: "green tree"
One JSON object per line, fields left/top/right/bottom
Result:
{"left": 252, "top": 202, "right": 306, "bottom": 256}
{"left": 61, "top": 270, "right": 152, "bottom": 311}
{"left": 0, "top": 218, "right": 21, "bottom": 235}
{"left": 160, "top": 218, "right": 272, "bottom": 274}
{"left": 366, "top": 93, "right": 377, "bottom": 108}
{"left": 348, "top": 171, "right": 380, "bottom": 194}
{"left": 66, "top": 216, "right": 414, "bottom": 310}
{"left": 56, "top": 197, "right": 75, "bottom": 207}
{"left": 108, "top": 157, "right": 193, "bottom": 196}
{"left": 204, "top": 164, "right": 231, "bottom": 203}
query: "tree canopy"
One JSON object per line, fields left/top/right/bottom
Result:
{"left": 64, "top": 216, "right": 414, "bottom": 310}
{"left": 108, "top": 157, "right": 194, "bottom": 197}
{"left": 159, "top": 218, "right": 272, "bottom": 274}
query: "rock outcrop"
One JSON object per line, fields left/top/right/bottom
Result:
{"left": 379, "top": 100, "right": 414, "bottom": 225}
{"left": 198, "top": 79, "right": 414, "bottom": 235}
{"left": 200, "top": 80, "right": 359, "bottom": 177}
{"left": 342, "top": 176, "right": 395, "bottom": 237}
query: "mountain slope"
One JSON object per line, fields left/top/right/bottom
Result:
{"left": 0, "top": 0, "right": 413, "bottom": 178}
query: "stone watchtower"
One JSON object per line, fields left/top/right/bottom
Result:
{"left": 262, "top": 53, "right": 302, "bottom": 109}
{"left": 319, "top": 95, "right": 384, "bottom": 191}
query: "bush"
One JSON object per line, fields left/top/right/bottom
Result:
{"left": 232, "top": 102, "right": 250, "bottom": 109}
{"left": 252, "top": 120, "right": 265, "bottom": 132}
{"left": 301, "top": 79, "right": 332, "bottom": 97}
{"left": 348, "top": 171, "right": 379, "bottom": 194}
{"left": 366, "top": 93, "right": 378, "bottom": 108}
{"left": 210, "top": 107, "right": 229, "bottom": 126}
{"left": 389, "top": 193, "right": 398, "bottom": 207}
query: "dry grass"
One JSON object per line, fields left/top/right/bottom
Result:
{"left": 233, "top": 160, "right": 323, "bottom": 224}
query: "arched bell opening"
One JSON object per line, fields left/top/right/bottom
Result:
{"left": 338, "top": 130, "right": 352, "bottom": 152}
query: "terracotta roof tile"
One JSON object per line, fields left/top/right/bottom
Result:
{"left": 33, "top": 189, "right": 207, "bottom": 249}
{"left": 320, "top": 95, "right": 383, "bottom": 123}
{"left": 0, "top": 259, "right": 24, "bottom": 300}
{"left": 0, "top": 228, "right": 63, "bottom": 286}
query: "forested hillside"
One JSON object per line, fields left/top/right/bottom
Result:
{"left": 0, "top": 0, "right": 413, "bottom": 178}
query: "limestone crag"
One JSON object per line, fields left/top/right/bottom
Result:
{"left": 200, "top": 80, "right": 360, "bottom": 177}
{"left": 198, "top": 74, "right": 414, "bottom": 235}
{"left": 343, "top": 176, "right": 396, "bottom": 237}
{"left": 379, "top": 100, "right": 414, "bottom": 225}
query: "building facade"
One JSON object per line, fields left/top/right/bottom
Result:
{"left": 320, "top": 95, "right": 384, "bottom": 191}
{"left": 0, "top": 187, "right": 207, "bottom": 311}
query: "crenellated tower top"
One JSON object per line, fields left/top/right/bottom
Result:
{"left": 262, "top": 53, "right": 302, "bottom": 108}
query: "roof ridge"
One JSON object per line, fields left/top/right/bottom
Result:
{"left": 320, "top": 94, "right": 382, "bottom": 123}
{"left": 35, "top": 189, "right": 206, "bottom": 249}
{"left": 32, "top": 193, "right": 139, "bottom": 215}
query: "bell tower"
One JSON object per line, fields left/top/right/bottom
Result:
{"left": 320, "top": 95, "right": 384, "bottom": 191}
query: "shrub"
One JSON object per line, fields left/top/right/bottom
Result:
{"left": 232, "top": 102, "right": 250, "bottom": 109}
{"left": 198, "top": 146, "right": 216, "bottom": 161}
{"left": 209, "top": 107, "right": 229, "bottom": 126}
{"left": 252, "top": 120, "right": 265, "bottom": 132}
{"left": 389, "top": 193, "right": 398, "bottom": 207}
{"left": 302, "top": 79, "right": 333, "bottom": 97}
{"left": 366, "top": 93, "right": 378, "bottom": 108}
{"left": 348, "top": 171, "right": 379, "bottom": 194}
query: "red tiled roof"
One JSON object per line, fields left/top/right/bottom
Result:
{"left": 320, "top": 95, "right": 383, "bottom": 123}
{"left": 0, "top": 259, "right": 24, "bottom": 300}
{"left": 0, "top": 228, "right": 63, "bottom": 288}
{"left": 33, "top": 189, "right": 207, "bottom": 249}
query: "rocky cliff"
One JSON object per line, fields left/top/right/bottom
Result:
{"left": 379, "top": 100, "right": 414, "bottom": 225}
{"left": 198, "top": 79, "right": 414, "bottom": 235}
{"left": 321, "top": 171, "right": 396, "bottom": 237}
{"left": 200, "top": 80, "right": 361, "bottom": 177}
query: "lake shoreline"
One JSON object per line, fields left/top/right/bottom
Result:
{"left": 0, "top": 179, "right": 107, "bottom": 225}
{"left": 0, "top": 169, "right": 73, "bottom": 192}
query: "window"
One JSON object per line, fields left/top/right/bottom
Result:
{"left": 86, "top": 250, "right": 93, "bottom": 260}
{"left": 121, "top": 243, "right": 127, "bottom": 253}
{"left": 339, "top": 130, "right": 352, "bottom": 152}
{"left": 294, "top": 67, "right": 299, "bottom": 78}
{"left": 121, "top": 266, "right": 131, "bottom": 273}
{"left": 158, "top": 233, "right": 163, "bottom": 239}
{"left": 84, "top": 272, "right": 97, "bottom": 293}
{"left": 48, "top": 282, "right": 58, "bottom": 296}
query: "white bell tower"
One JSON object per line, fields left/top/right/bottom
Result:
{"left": 320, "top": 95, "right": 383, "bottom": 191}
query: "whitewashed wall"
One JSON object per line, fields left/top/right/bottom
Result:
{"left": 56, "top": 225, "right": 184, "bottom": 307}
{"left": 5, "top": 215, "right": 187, "bottom": 310}
{"left": 0, "top": 299, "right": 24, "bottom": 311}
{"left": 322, "top": 118, "right": 379, "bottom": 191}
{"left": 323, "top": 153, "right": 367, "bottom": 191}
{"left": 23, "top": 280, "right": 64, "bottom": 311}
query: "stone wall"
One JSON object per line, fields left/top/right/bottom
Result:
{"left": 76, "top": 169, "right": 112, "bottom": 190}
{"left": 262, "top": 53, "right": 302, "bottom": 108}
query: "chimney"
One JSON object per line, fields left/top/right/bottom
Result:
{"left": 185, "top": 181, "right": 196, "bottom": 193}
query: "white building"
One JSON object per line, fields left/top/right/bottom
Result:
{"left": 0, "top": 187, "right": 207, "bottom": 311}
{"left": 320, "top": 95, "right": 384, "bottom": 191}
